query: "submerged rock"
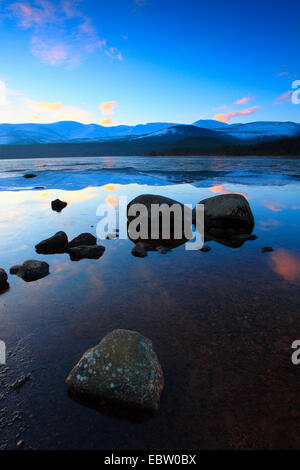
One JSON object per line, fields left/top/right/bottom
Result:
{"left": 193, "top": 194, "right": 255, "bottom": 235}
{"left": 51, "top": 199, "right": 68, "bottom": 212}
{"left": 199, "top": 244, "right": 211, "bottom": 252}
{"left": 131, "top": 242, "right": 151, "bottom": 258}
{"left": 10, "top": 260, "right": 50, "bottom": 282}
{"left": 261, "top": 246, "right": 274, "bottom": 253}
{"left": 66, "top": 329, "right": 164, "bottom": 412}
{"left": 0, "top": 268, "right": 8, "bottom": 285}
{"left": 35, "top": 231, "right": 68, "bottom": 254}
{"left": 65, "top": 233, "right": 97, "bottom": 250}
{"left": 68, "top": 245, "right": 105, "bottom": 261}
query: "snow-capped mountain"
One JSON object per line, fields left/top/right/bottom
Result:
{"left": 193, "top": 119, "right": 229, "bottom": 130}
{"left": 0, "top": 119, "right": 299, "bottom": 145}
{"left": 134, "top": 124, "right": 232, "bottom": 142}
{"left": 221, "top": 121, "right": 300, "bottom": 140}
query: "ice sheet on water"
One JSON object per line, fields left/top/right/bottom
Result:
{"left": 0, "top": 156, "right": 299, "bottom": 191}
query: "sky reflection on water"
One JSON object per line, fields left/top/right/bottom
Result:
{"left": 0, "top": 156, "right": 299, "bottom": 450}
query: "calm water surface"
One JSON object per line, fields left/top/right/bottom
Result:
{"left": 0, "top": 156, "right": 300, "bottom": 450}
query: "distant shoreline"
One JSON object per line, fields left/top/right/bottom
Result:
{"left": 0, "top": 135, "right": 299, "bottom": 159}
{"left": 0, "top": 153, "right": 300, "bottom": 160}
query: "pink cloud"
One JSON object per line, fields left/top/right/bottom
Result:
{"left": 213, "top": 106, "right": 261, "bottom": 123}
{"left": 30, "top": 37, "right": 69, "bottom": 66}
{"left": 100, "top": 101, "right": 118, "bottom": 115}
{"left": 8, "top": 1, "right": 56, "bottom": 28}
{"left": 263, "top": 201, "right": 285, "bottom": 212}
{"left": 7, "top": 1, "right": 123, "bottom": 67}
{"left": 235, "top": 97, "right": 251, "bottom": 105}
{"left": 274, "top": 90, "right": 292, "bottom": 105}
{"left": 104, "top": 47, "right": 123, "bottom": 61}
{"left": 270, "top": 250, "right": 300, "bottom": 281}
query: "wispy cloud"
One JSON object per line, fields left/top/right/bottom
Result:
{"left": 0, "top": 80, "right": 9, "bottom": 106}
{"left": 4, "top": 0, "right": 123, "bottom": 67}
{"left": 0, "top": 79, "right": 19, "bottom": 105}
{"left": 25, "top": 99, "right": 62, "bottom": 111}
{"left": 274, "top": 90, "right": 292, "bottom": 105}
{"left": 277, "top": 72, "right": 289, "bottom": 77}
{"left": 25, "top": 97, "right": 93, "bottom": 122}
{"left": 263, "top": 201, "right": 285, "bottom": 212}
{"left": 213, "top": 106, "right": 261, "bottom": 123}
{"left": 30, "top": 37, "right": 69, "bottom": 66}
{"left": 134, "top": 0, "right": 147, "bottom": 5}
{"left": 235, "top": 97, "right": 251, "bottom": 105}
{"left": 100, "top": 101, "right": 117, "bottom": 115}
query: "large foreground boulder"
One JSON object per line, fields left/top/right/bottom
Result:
{"left": 35, "top": 231, "right": 68, "bottom": 254}
{"left": 66, "top": 329, "right": 164, "bottom": 412}
{"left": 193, "top": 194, "right": 254, "bottom": 235}
{"left": 10, "top": 260, "right": 50, "bottom": 282}
{"left": 68, "top": 245, "right": 105, "bottom": 261}
{"left": 65, "top": 233, "right": 97, "bottom": 250}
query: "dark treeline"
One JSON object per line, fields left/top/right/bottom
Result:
{"left": 154, "top": 135, "right": 300, "bottom": 156}
{"left": 0, "top": 135, "right": 300, "bottom": 159}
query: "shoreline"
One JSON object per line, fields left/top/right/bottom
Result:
{"left": 0, "top": 153, "right": 300, "bottom": 160}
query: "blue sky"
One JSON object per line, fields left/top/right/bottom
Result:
{"left": 0, "top": 0, "right": 299, "bottom": 125}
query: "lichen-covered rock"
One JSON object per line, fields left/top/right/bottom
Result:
{"left": 66, "top": 329, "right": 164, "bottom": 412}
{"left": 65, "top": 233, "right": 97, "bottom": 250}
{"left": 193, "top": 194, "right": 255, "bottom": 234}
{"left": 68, "top": 245, "right": 105, "bottom": 261}
{"left": 10, "top": 260, "right": 49, "bottom": 282}
{"left": 0, "top": 268, "right": 8, "bottom": 285}
{"left": 51, "top": 199, "right": 67, "bottom": 212}
{"left": 35, "top": 231, "right": 68, "bottom": 254}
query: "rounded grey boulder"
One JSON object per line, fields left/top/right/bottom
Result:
{"left": 66, "top": 329, "right": 164, "bottom": 412}
{"left": 35, "top": 231, "right": 68, "bottom": 253}
{"left": 10, "top": 260, "right": 50, "bottom": 282}
{"left": 193, "top": 193, "right": 255, "bottom": 234}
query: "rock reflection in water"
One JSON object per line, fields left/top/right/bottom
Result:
{"left": 67, "top": 391, "right": 154, "bottom": 424}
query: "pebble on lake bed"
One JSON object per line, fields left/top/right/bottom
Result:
{"left": 261, "top": 246, "right": 274, "bottom": 253}
{"left": 66, "top": 329, "right": 164, "bottom": 412}
{"left": 199, "top": 244, "right": 211, "bottom": 252}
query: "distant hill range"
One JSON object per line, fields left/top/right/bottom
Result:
{"left": 0, "top": 119, "right": 299, "bottom": 157}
